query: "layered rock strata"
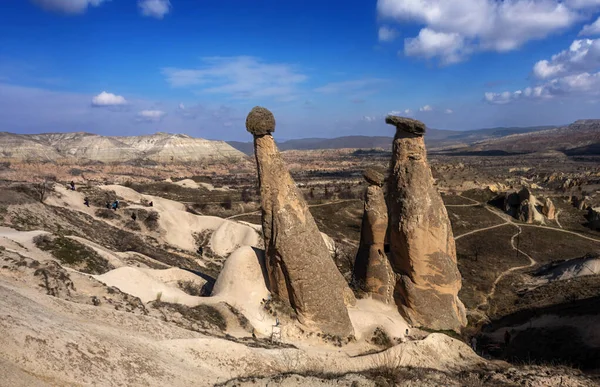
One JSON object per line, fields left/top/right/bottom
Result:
{"left": 353, "top": 169, "right": 394, "bottom": 304}
{"left": 246, "top": 106, "right": 355, "bottom": 337}
{"left": 386, "top": 115, "right": 467, "bottom": 332}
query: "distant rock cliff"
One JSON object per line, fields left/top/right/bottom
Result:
{"left": 0, "top": 132, "right": 246, "bottom": 163}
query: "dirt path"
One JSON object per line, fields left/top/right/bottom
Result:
{"left": 456, "top": 194, "right": 600, "bottom": 311}
{"left": 226, "top": 199, "right": 361, "bottom": 220}
{"left": 455, "top": 222, "right": 511, "bottom": 240}
{"left": 476, "top": 224, "right": 537, "bottom": 311}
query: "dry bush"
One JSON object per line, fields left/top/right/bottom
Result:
{"left": 124, "top": 220, "right": 141, "bottom": 231}
{"left": 144, "top": 211, "right": 160, "bottom": 231}
{"left": 95, "top": 208, "right": 119, "bottom": 219}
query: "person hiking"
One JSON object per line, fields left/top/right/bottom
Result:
{"left": 106, "top": 202, "right": 111, "bottom": 209}
{"left": 504, "top": 330, "right": 511, "bottom": 347}
{"left": 471, "top": 336, "right": 478, "bottom": 352}
{"left": 148, "top": 201, "right": 153, "bottom": 207}
{"left": 111, "top": 201, "right": 118, "bottom": 210}
{"left": 131, "top": 212, "right": 137, "bottom": 221}
{"left": 197, "top": 246, "right": 204, "bottom": 256}
{"left": 70, "top": 181, "right": 75, "bottom": 191}
{"left": 84, "top": 197, "right": 90, "bottom": 207}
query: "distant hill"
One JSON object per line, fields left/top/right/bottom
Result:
{"left": 448, "top": 120, "right": 600, "bottom": 155}
{"left": 227, "top": 126, "right": 557, "bottom": 155}
{"left": 0, "top": 132, "right": 245, "bottom": 163}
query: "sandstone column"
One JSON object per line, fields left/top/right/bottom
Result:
{"left": 246, "top": 106, "right": 355, "bottom": 337}
{"left": 353, "top": 168, "right": 394, "bottom": 304}
{"left": 386, "top": 115, "right": 467, "bottom": 332}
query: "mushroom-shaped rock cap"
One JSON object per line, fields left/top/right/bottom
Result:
{"left": 246, "top": 106, "right": 276, "bottom": 136}
{"left": 385, "top": 115, "right": 426, "bottom": 136}
{"left": 363, "top": 168, "right": 385, "bottom": 186}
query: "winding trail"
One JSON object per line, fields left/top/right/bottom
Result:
{"left": 226, "top": 199, "right": 361, "bottom": 220}
{"left": 451, "top": 194, "right": 600, "bottom": 311}
{"left": 555, "top": 210, "right": 563, "bottom": 229}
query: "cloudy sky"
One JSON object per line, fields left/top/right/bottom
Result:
{"left": 1, "top": 0, "right": 600, "bottom": 140}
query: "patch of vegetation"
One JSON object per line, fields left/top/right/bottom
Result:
{"left": 156, "top": 302, "right": 227, "bottom": 331}
{"left": 124, "top": 220, "right": 141, "bottom": 231}
{"left": 33, "top": 234, "right": 113, "bottom": 275}
{"left": 177, "top": 279, "right": 206, "bottom": 297}
{"left": 143, "top": 210, "right": 160, "bottom": 231}
{"left": 95, "top": 208, "right": 119, "bottom": 219}
{"left": 224, "top": 303, "right": 253, "bottom": 332}
{"left": 370, "top": 327, "right": 393, "bottom": 348}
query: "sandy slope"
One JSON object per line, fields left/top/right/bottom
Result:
{"left": 0, "top": 276, "right": 482, "bottom": 387}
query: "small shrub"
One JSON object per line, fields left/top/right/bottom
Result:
{"left": 124, "top": 220, "right": 141, "bottom": 231}
{"left": 95, "top": 209, "right": 119, "bottom": 219}
{"left": 144, "top": 211, "right": 160, "bottom": 231}
{"left": 370, "top": 327, "right": 393, "bottom": 348}
{"left": 69, "top": 168, "right": 83, "bottom": 176}
{"left": 177, "top": 280, "right": 205, "bottom": 297}
{"left": 34, "top": 234, "right": 113, "bottom": 275}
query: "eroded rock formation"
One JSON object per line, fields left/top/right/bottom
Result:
{"left": 542, "top": 197, "right": 556, "bottom": 220}
{"left": 246, "top": 106, "right": 355, "bottom": 337}
{"left": 353, "top": 168, "right": 394, "bottom": 304}
{"left": 386, "top": 115, "right": 467, "bottom": 332}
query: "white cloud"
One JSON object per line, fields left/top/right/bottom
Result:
{"left": 362, "top": 116, "right": 378, "bottom": 122}
{"left": 137, "top": 110, "right": 166, "bottom": 122}
{"left": 533, "top": 39, "right": 600, "bottom": 79}
{"left": 404, "top": 108, "right": 412, "bottom": 115}
{"left": 378, "top": 26, "right": 399, "bottom": 42}
{"left": 377, "top": 0, "right": 592, "bottom": 63}
{"left": 314, "top": 78, "right": 387, "bottom": 94}
{"left": 163, "top": 56, "right": 306, "bottom": 100}
{"left": 138, "top": 0, "right": 171, "bottom": 19}
{"left": 91, "top": 91, "right": 127, "bottom": 107}
{"left": 580, "top": 16, "right": 600, "bottom": 35}
{"left": 31, "top": 0, "right": 108, "bottom": 14}
{"left": 405, "top": 29, "right": 468, "bottom": 64}
{"left": 178, "top": 103, "right": 185, "bottom": 110}
{"left": 419, "top": 105, "right": 433, "bottom": 112}
{"left": 388, "top": 110, "right": 402, "bottom": 115}
{"left": 445, "top": 108, "right": 454, "bottom": 114}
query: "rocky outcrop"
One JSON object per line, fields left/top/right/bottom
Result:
{"left": 353, "top": 168, "right": 394, "bottom": 304}
{"left": 246, "top": 106, "right": 355, "bottom": 337}
{"left": 386, "top": 116, "right": 466, "bottom": 332}
{"left": 542, "top": 198, "right": 556, "bottom": 220}
{"left": 587, "top": 207, "right": 600, "bottom": 230}
{"left": 0, "top": 132, "right": 246, "bottom": 163}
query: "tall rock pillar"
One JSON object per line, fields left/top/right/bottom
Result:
{"left": 353, "top": 168, "right": 394, "bottom": 304}
{"left": 246, "top": 106, "right": 355, "bottom": 337}
{"left": 386, "top": 115, "right": 467, "bottom": 332}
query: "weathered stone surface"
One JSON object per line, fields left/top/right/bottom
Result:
{"left": 246, "top": 106, "right": 276, "bottom": 136}
{"left": 353, "top": 172, "right": 394, "bottom": 304}
{"left": 363, "top": 168, "right": 385, "bottom": 187}
{"left": 385, "top": 116, "right": 426, "bottom": 136}
{"left": 542, "top": 198, "right": 556, "bottom": 220}
{"left": 247, "top": 107, "right": 355, "bottom": 337}
{"left": 386, "top": 116, "right": 466, "bottom": 332}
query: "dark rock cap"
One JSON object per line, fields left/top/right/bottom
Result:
{"left": 363, "top": 168, "right": 385, "bottom": 186}
{"left": 246, "top": 106, "right": 276, "bottom": 136}
{"left": 385, "top": 116, "right": 426, "bottom": 136}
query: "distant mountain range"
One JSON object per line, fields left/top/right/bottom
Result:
{"left": 449, "top": 120, "right": 600, "bottom": 155}
{"left": 0, "top": 132, "right": 245, "bottom": 164}
{"left": 2, "top": 120, "right": 598, "bottom": 164}
{"left": 227, "top": 125, "right": 558, "bottom": 155}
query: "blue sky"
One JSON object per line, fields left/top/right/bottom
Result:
{"left": 1, "top": 0, "right": 600, "bottom": 141}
